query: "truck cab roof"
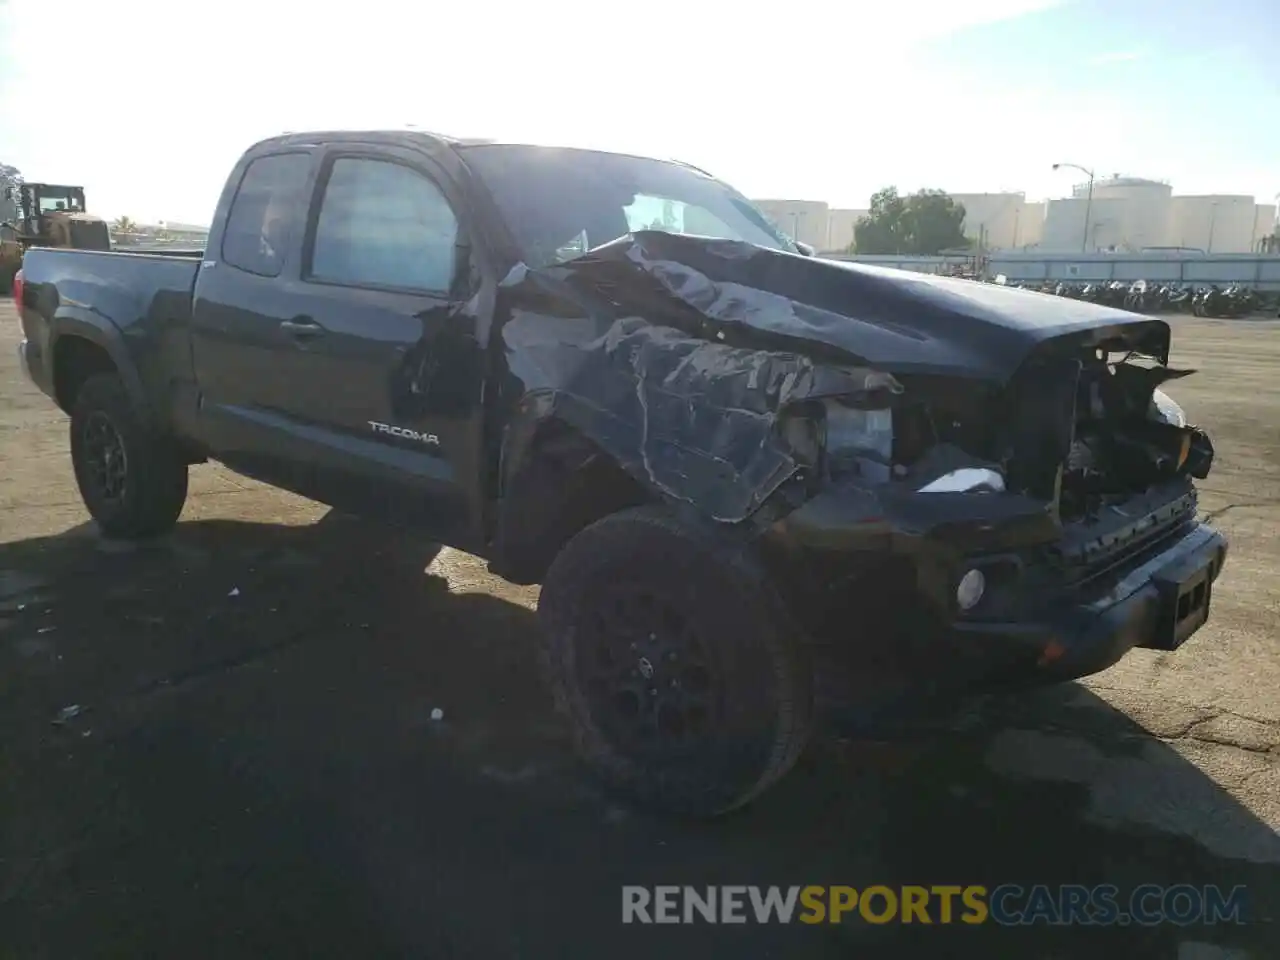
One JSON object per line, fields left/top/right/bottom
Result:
{"left": 243, "top": 130, "right": 714, "bottom": 178}
{"left": 246, "top": 130, "right": 500, "bottom": 155}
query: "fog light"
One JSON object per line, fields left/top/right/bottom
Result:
{"left": 956, "top": 568, "right": 986, "bottom": 611}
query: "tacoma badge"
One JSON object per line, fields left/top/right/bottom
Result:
{"left": 368, "top": 421, "right": 440, "bottom": 446}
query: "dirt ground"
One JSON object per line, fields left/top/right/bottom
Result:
{"left": 1, "top": 300, "right": 1277, "bottom": 959}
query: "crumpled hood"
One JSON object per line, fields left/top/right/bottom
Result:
{"left": 566, "top": 231, "right": 1170, "bottom": 382}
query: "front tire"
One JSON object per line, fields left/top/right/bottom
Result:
{"left": 538, "top": 505, "right": 813, "bottom": 817}
{"left": 70, "top": 373, "right": 189, "bottom": 539}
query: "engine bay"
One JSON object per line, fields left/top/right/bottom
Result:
{"left": 1058, "top": 351, "right": 1202, "bottom": 520}
{"left": 874, "top": 347, "right": 1213, "bottom": 524}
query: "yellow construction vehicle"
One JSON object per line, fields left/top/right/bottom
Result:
{"left": 1, "top": 183, "right": 110, "bottom": 292}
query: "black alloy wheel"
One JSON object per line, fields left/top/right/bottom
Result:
{"left": 79, "top": 409, "right": 130, "bottom": 505}
{"left": 576, "top": 581, "right": 721, "bottom": 760}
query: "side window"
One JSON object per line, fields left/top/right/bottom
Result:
{"left": 220, "top": 153, "right": 311, "bottom": 277}
{"left": 310, "top": 158, "right": 458, "bottom": 292}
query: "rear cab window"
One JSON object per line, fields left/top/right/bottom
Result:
{"left": 307, "top": 157, "right": 460, "bottom": 293}
{"left": 220, "top": 153, "right": 312, "bottom": 277}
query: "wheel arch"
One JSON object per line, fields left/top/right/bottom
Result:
{"left": 489, "top": 413, "right": 656, "bottom": 585}
{"left": 49, "top": 308, "right": 150, "bottom": 423}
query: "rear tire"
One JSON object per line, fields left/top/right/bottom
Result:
{"left": 70, "top": 373, "right": 188, "bottom": 539}
{"left": 538, "top": 505, "right": 813, "bottom": 817}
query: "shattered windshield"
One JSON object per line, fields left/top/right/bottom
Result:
{"left": 460, "top": 144, "right": 798, "bottom": 267}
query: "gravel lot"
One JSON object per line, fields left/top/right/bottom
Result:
{"left": 1, "top": 299, "right": 1276, "bottom": 958}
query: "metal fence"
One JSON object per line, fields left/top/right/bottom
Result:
{"left": 826, "top": 252, "right": 1280, "bottom": 291}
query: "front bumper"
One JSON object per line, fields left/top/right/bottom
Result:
{"left": 954, "top": 521, "right": 1227, "bottom": 684}
{"left": 768, "top": 479, "right": 1228, "bottom": 687}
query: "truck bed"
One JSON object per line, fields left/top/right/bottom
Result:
{"left": 19, "top": 246, "right": 202, "bottom": 323}
{"left": 16, "top": 246, "right": 204, "bottom": 414}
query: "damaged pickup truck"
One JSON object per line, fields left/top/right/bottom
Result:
{"left": 15, "top": 131, "right": 1227, "bottom": 815}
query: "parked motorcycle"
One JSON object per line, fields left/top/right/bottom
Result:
{"left": 975, "top": 274, "right": 1268, "bottom": 317}
{"left": 1124, "top": 280, "right": 1149, "bottom": 312}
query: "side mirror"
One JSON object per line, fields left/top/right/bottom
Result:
{"left": 795, "top": 241, "right": 815, "bottom": 257}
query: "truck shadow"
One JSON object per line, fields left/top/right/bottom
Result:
{"left": 1, "top": 512, "right": 1275, "bottom": 958}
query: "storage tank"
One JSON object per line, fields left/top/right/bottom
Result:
{"left": 1041, "top": 197, "right": 1128, "bottom": 251}
{"left": 1169, "top": 196, "right": 1265, "bottom": 253}
{"left": 950, "top": 193, "right": 1025, "bottom": 250}
{"left": 1042, "top": 176, "right": 1172, "bottom": 252}
{"left": 1080, "top": 177, "right": 1173, "bottom": 251}
{"left": 1018, "top": 202, "right": 1046, "bottom": 248}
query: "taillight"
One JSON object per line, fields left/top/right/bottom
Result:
{"left": 12, "top": 269, "right": 23, "bottom": 308}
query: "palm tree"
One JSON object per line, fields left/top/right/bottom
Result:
{"left": 112, "top": 216, "right": 137, "bottom": 234}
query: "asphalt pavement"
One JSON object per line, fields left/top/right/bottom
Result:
{"left": 1, "top": 302, "right": 1276, "bottom": 958}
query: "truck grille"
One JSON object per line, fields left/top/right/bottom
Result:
{"left": 1043, "top": 479, "right": 1197, "bottom": 587}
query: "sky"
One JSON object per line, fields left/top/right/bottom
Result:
{"left": 0, "top": 0, "right": 1276, "bottom": 224}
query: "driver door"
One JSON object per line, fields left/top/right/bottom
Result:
{"left": 264, "top": 147, "right": 486, "bottom": 547}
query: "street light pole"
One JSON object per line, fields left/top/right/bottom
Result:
{"left": 1052, "top": 162, "right": 1096, "bottom": 253}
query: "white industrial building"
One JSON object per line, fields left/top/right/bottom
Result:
{"left": 753, "top": 177, "right": 1275, "bottom": 255}
{"left": 1168, "top": 196, "right": 1275, "bottom": 253}
{"left": 949, "top": 193, "right": 1047, "bottom": 250}
{"left": 1041, "top": 177, "right": 1173, "bottom": 253}
{"left": 754, "top": 195, "right": 1041, "bottom": 253}
{"left": 751, "top": 194, "right": 1051, "bottom": 253}
{"left": 753, "top": 199, "right": 831, "bottom": 250}
{"left": 825, "top": 207, "right": 869, "bottom": 251}
{"left": 1039, "top": 177, "right": 1274, "bottom": 254}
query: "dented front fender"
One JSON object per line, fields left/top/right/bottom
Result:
{"left": 495, "top": 262, "right": 899, "bottom": 525}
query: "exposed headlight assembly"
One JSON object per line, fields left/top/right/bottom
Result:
{"left": 779, "top": 399, "right": 894, "bottom": 482}
{"left": 822, "top": 400, "right": 893, "bottom": 483}
{"left": 1149, "top": 388, "right": 1187, "bottom": 427}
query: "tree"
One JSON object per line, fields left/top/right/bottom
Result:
{"left": 0, "top": 162, "right": 21, "bottom": 222}
{"left": 852, "top": 187, "right": 968, "bottom": 255}
{"left": 112, "top": 216, "right": 138, "bottom": 234}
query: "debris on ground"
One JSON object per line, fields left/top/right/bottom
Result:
{"left": 52, "top": 704, "right": 84, "bottom": 725}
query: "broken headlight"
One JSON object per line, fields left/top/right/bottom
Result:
{"left": 780, "top": 400, "right": 893, "bottom": 482}
{"left": 1149, "top": 388, "right": 1187, "bottom": 428}
{"left": 819, "top": 404, "right": 890, "bottom": 483}
{"left": 823, "top": 400, "right": 893, "bottom": 482}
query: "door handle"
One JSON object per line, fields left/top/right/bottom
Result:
{"left": 279, "top": 317, "right": 325, "bottom": 339}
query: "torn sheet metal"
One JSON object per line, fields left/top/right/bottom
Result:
{"left": 490, "top": 231, "right": 1173, "bottom": 526}
{"left": 498, "top": 263, "right": 901, "bottom": 523}
{"left": 574, "top": 231, "right": 1171, "bottom": 381}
